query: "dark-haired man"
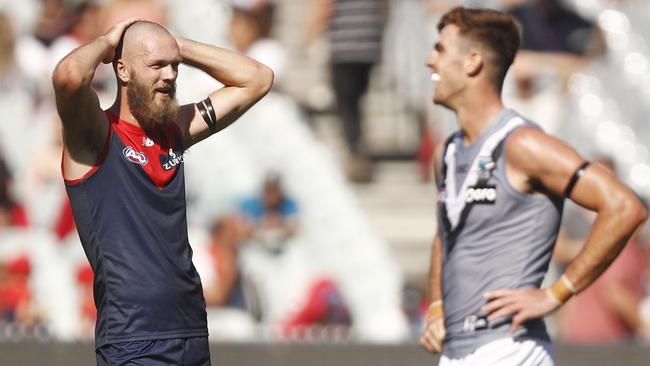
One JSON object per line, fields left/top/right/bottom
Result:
{"left": 53, "top": 19, "right": 273, "bottom": 365}
{"left": 419, "top": 7, "right": 646, "bottom": 365}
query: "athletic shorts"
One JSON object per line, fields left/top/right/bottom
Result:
{"left": 95, "top": 337, "right": 211, "bottom": 366}
{"left": 439, "top": 338, "right": 554, "bottom": 366}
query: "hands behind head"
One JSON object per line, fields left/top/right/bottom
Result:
{"left": 101, "top": 18, "right": 141, "bottom": 64}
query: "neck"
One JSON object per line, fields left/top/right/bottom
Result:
{"left": 454, "top": 89, "right": 504, "bottom": 145}
{"left": 108, "top": 90, "right": 140, "bottom": 128}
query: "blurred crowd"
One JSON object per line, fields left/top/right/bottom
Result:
{"left": 1, "top": 0, "right": 650, "bottom": 348}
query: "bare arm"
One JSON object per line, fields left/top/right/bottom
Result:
{"left": 175, "top": 37, "right": 274, "bottom": 148}
{"left": 428, "top": 142, "right": 445, "bottom": 303}
{"left": 53, "top": 18, "right": 139, "bottom": 179}
{"left": 420, "top": 143, "right": 446, "bottom": 354}
{"left": 483, "top": 127, "right": 647, "bottom": 331}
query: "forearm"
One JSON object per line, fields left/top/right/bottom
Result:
{"left": 428, "top": 234, "right": 443, "bottom": 302}
{"left": 53, "top": 36, "right": 113, "bottom": 90}
{"left": 559, "top": 196, "right": 646, "bottom": 293}
{"left": 176, "top": 37, "right": 272, "bottom": 91}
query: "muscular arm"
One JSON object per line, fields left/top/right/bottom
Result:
{"left": 509, "top": 128, "right": 646, "bottom": 290}
{"left": 483, "top": 127, "right": 647, "bottom": 330}
{"left": 53, "top": 18, "right": 139, "bottom": 179}
{"left": 175, "top": 38, "right": 274, "bottom": 148}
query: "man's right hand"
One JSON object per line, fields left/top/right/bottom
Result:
{"left": 100, "top": 17, "right": 140, "bottom": 64}
{"left": 419, "top": 316, "right": 446, "bottom": 354}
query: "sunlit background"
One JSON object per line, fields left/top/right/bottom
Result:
{"left": 1, "top": 0, "right": 650, "bottom": 365}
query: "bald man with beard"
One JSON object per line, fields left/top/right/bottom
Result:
{"left": 52, "top": 19, "right": 273, "bottom": 365}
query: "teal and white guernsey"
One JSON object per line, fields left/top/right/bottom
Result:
{"left": 437, "top": 109, "right": 563, "bottom": 359}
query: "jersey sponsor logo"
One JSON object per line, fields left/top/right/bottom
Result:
{"left": 462, "top": 314, "right": 488, "bottom": 332}
{"left": 142, "top": 137, "right": 154, "bottom": 147}
{"left": 161, "top": 148, "right": 183, "bottom": 171}
{"left": 478, "top": 156, "right": 496, "bottom": 180}
{"left": 122, "top": 146, "right": 148, "bottom": 166}
{"left": 464, "top": 185, "right": 496, "bottom": 204}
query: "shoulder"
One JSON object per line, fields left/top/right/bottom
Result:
{"left": 506, "top": 125, "right": 575, "bottom": 161}
{"left": 505, "top": 126, "right": 547, "bottom": 155}
{"left": 505, "top": 126, "right": 558, "bottom": 174}
{"left": 505, "top": 125, "right": 585, "bottom": 188}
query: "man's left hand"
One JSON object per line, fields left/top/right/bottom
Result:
{"left": 481, "top": 288, "right": 560, "bottom": 333}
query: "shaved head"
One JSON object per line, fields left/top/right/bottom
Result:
{"left": 113, "top": 21, "right": 181, "bottom": 130}
{"left": 115, "top": 21, "right": 176, "bottom": 66}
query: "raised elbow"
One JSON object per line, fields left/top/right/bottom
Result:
{"left": 258, "top": 63, "right": 274, "bottom": 95}
{"left": 52, "top": 57, "right": 90, "bottom": 94}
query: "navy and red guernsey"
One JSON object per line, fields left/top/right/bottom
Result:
{"left": 64, "top": 112, "right": 207, "bottom": 348}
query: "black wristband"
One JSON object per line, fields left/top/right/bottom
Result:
{"left": 564, "top": 161, "right": 590, "bottom": 198}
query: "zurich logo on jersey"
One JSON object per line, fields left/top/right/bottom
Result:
{"left": 122, "top": 146, "right": 148, "bottom": 166}
{"left": 161, "top": 148, "right": 183, "bottom": 171}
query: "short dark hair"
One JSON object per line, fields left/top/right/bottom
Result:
{"left": 438, "top": 7, "right": 521, "bottom": 90}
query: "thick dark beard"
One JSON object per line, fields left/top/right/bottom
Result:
{"left": 127, "top": 77, "right": 179, "bottom": 131}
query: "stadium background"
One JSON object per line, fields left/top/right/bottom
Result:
{"left": 1, "top": 0, "right": 650, "bottom": 365}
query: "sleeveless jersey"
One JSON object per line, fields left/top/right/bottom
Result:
{"left": 64, "top": 112, "right": 207, "bottom": 348}
{"left": 437, "top": 109, "right": 563, "bottom": 359}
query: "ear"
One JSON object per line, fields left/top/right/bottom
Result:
{"left": 116, "top": 60, "right": 131, "bottom": 84}
{"left": 464, "top": 51, "right": 483, "bottom": 77}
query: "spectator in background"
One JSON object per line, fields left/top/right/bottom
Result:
{"left": 202, "top": 214, "right": 251, "bottom": 310}
{"left": 15, "top": 0, "right": 74, "bottom": 105}
{"left": 228, "top": 0, "right": 286, "bottom": 86}
{"left": 281, "top": 278, "right": 350, "bottom": 338}
{"left": 306, "top": 0, "right": 388, "bottom": 183}
{"left": 0, "top": 152, "right": 28, "bottom": 229}
{"left": 24, "top": 118, "right": 74, "bottom": 238}
{"left": 0, "top": 11, "right": 38, "bottom": 173}
{"left": 75, "top": 264, "right": 96, "bottom": 339}
{"left": 509, "top": 0, "right": 604, "bottom": 56}
{"left": 100, "top": 0, "right": 168, "bottom": 31}
{"left": 557, "top": 226, "right": 647, "bottom": 344}
{"left": 0, "top": 255, "right": 39, "bottom": 328}
{"left": 241, "top": 174, "right": 299, "bottom": 255}
{"left": 504, "top": 0, "right": 605, "bottom": 132}
{"left": 51, "top": 1, "right": 108, "bottom": 97}
{"left": 0, "top": 11, "right": 19, "bottom": 92}
{"left": 51, "top": 0, "right": 101, "bottom": 54}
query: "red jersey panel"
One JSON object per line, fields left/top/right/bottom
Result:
{"left": 109, "top": 112, "right": 184, "bottom": 189}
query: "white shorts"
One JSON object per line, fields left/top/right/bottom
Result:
{"left": 439, "top": 338, "right": 554, "bottom": 366}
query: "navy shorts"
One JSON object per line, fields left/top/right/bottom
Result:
{"left": 95, "top": 337, "right": 211, "bottom": 366}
